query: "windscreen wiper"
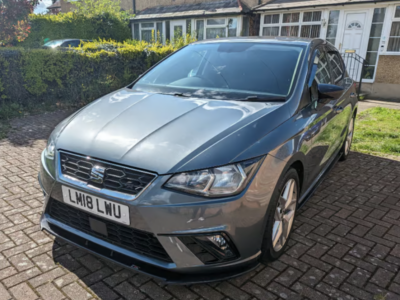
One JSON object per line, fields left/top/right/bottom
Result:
{"left": 172, "top": 92, "right": 191, "bottom": 97}
{"left": 238, "top": 96, "right": 286, "bottom": 102}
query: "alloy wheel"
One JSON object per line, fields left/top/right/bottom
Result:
{"left": 272, "top": 179, "right": 297, "bottom": 252}
{"left": 345, "top": 118, "right": 354, "bottom": 156}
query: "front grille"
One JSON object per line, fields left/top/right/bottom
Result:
{"left": 48, "top": 199, "right": 172, "bottom": 262}
{"left": 60, "top": 151, "right": 156, "bottom": 196}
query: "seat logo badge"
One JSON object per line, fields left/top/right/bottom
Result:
{"left": 90, "top": 165, "right": 106, "bottom": 184}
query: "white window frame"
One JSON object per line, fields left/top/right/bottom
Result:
{"left": 259, "top": 10, "right": 324, "bottom": 38}
{"left": 194, "top": 16, "right": 240, "bottom": 40}
{"left": 134, "top": 22, "right": 166, "bottom": 43}
{"left": 139, "top": 22, "right": 156, "bottom": 42}
{"left": 386, "top": 4, "right": 400, "bottom": 53}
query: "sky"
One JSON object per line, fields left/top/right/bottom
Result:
{"left": 34, "top": 0, "right": 53, "bottom": 14}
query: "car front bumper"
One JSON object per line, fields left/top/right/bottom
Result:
{"left": 39, "top": 150, "right": 285, "bottom": 283}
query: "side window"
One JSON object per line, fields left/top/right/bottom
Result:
{"left": 309, "top": 48, "right": 331, "bottom": 102}
{"left": 327, "top": 52, "right": 345, "bottom": 85}
{"left": 315, "top": 50, "right": 331, "bottom": 84}
{"left": 63, "top": 41, "right": 79, "bottom": 47}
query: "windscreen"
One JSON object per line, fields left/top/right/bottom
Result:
{"left": 43, "top": 40, "right": 64, "bottom": 48}
{"left": 132, "top": 42, "right": 305, "bottom": 100}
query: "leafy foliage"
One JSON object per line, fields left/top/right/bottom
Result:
{"left": 0, "top": 39, "right": 187, "bottom": 121}
{"left": 0, "top": 0, "right": 38, "bottom": 46}
{"left": 21, "top": 12, "right": 132, "bottom": 48}
{"left": 69, "top": 0, "right": 133, "bottom": 21}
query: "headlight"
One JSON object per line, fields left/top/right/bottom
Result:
{"left": 45, "top": 137, "right": 55, "bottom": 160}
{"left": 164, "top": 157, "right": 264, "bottom": 197}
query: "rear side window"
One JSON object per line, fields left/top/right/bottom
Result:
{"left": 63, "top": 41, "right": 80, "bottom": 47}
{"left": 328, "top": 52, "right": 344, "bottom": 85}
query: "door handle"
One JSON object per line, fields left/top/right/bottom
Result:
{"left": 350, "top": 93, "right": 357, "bottom": 98}
{"left": 334, "top": 106, "right": 344, "bottom": 114}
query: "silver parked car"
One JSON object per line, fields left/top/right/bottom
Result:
{"left": 39, "top": 37, "right": 358, "bottom": 283}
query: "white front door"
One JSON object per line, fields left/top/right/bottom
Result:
{"left": 340, "top": 11, "right": 368, "bottom": 80}
{"left": 341, "top": 12, "right": 367, "bottom": 53}
{"left": 170, "top": 20, "right": 187, "bottom": 42}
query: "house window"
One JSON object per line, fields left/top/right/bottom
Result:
{"left": 133, "top": 23, "right": 140, "bottom": 40}
{"left": 135, "top": 22, "right": 163, "bottom": 43}
{"left": 261, "top": 11, "right": 322, "bottom": 38}
{"left": 141, "top": 22, "right": 155, "bottom": 42}
{"left": 206, "top": 18, "right": 226, "bottom": 39}
{"left": 262, "top": 14, "right": 279, "bottom": 36}
{"left": 388, "top": 6, "right": 400, "bottom": 52}
{"left": 156, "top": 22, "right": 163, "bottom": 41}
{"left": 242, "top": 16, "right": 250, "bottom": 36}
{"left": 195, "top": 17, "right": 239, "bottom": 40}
{"left": 364, "top": 8, "right": 386, "bottom": 79}
{"left": 228, "top": 18, "right": 238, "bottom": 37}
{"left": 196, "top": 20, "right": 204, "bottom": 40}
{"left": 326, "top": 10, "right": 339, "bottom": 46}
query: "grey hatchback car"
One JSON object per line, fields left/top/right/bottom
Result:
{"left": 39, "top": 37, "right": 358, "bottom": 283}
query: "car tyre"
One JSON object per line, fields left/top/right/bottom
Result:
{"left": 260, "top": 168, "right": 299, "bottom": 263}
{"left": 339, "top": 115, "right": 355, "bottom": 161}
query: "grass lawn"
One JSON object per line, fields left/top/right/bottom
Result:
{"left": 353, "top": 107, "right": 400, "bottom": 160}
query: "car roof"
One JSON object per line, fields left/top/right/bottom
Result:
{"left": 48, "top": 39, "right": 85, "bottom": 42}
{"left": 192, "top": 36, "right": 325, "bottom": 47}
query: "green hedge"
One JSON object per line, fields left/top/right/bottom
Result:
{"left": 0, "top": 40, "right": 177, "bottom": 120}
{"left": 21, "top": 12, "right": 132, "bottom": 48}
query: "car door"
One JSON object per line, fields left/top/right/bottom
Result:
{"left": 325, "top": 49, "right": 354, "bottom": 156}
{"left": 302, "top": 46, "right": 337, "bottom": 184}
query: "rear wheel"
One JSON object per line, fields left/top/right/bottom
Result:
{"left": 260, "top": 168, "right": 299, "bottom": 262}
{"left": 339, "top": 116, "right": 355, "bottom": 161}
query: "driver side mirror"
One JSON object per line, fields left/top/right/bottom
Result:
{"left": 317, "top": 83, "right": 344, "bottom": 101}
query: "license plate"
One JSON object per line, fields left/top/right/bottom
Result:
{"left": 61, "top": 186, "right": 130, "bottom": 225}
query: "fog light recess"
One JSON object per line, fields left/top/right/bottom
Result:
{"left": 177, "top": 233, "right": 238, "bottom": 264}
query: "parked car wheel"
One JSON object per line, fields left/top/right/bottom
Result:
{"left": 339, "top": 116, "right": 355, "bottom": 161}
{"left": 260, "top": 168, "right": 299, "bottom": 262}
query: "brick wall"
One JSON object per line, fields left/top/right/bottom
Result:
{"left": 375, "top": 55, "right": 400, "bottom": 84}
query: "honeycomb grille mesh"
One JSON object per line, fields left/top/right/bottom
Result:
{"left": 48, "top": 199, "right": 172, "bottom": 262}
{"left": 60, "top": 152, "right": 156, "bottom": 196}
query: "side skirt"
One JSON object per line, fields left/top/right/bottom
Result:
{"left": 297, "top": 151, "right": 342, "bottom": 209}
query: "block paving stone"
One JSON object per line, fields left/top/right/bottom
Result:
{"left": 0, "top": 110, "right": 400, "bottom": 299}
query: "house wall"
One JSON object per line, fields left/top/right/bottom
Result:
{"left": 375, "top": 55, "right": 400, "bottom": 85}
{"left": 60, "top": 0, "right": 74, "bottom": 12}
{"left": 241, "top": 0, "right": 268, "bottom": 10}
{"left": 361, "top": 55, "right": 400, "bottom": 100}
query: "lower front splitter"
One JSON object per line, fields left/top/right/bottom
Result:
{"left": 41, "top": 215, "right": 260, "bottom": 284}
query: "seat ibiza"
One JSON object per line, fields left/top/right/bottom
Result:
{"left": 39, "top": 37, "right": 357, "bottom": 283}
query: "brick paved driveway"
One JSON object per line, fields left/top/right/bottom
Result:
{"left": 1, "top": 110, "right": 400, "bottom": 300}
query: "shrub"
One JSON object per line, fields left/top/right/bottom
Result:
{"left": 0, "top": 39, "right": 180, "bottom": 120}
{"left": 21, "top": 12, "right": 132, "bottom": 48}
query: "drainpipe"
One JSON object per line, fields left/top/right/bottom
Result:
{"left": 133, "top": 0, "right": 136, "bottom": 14}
